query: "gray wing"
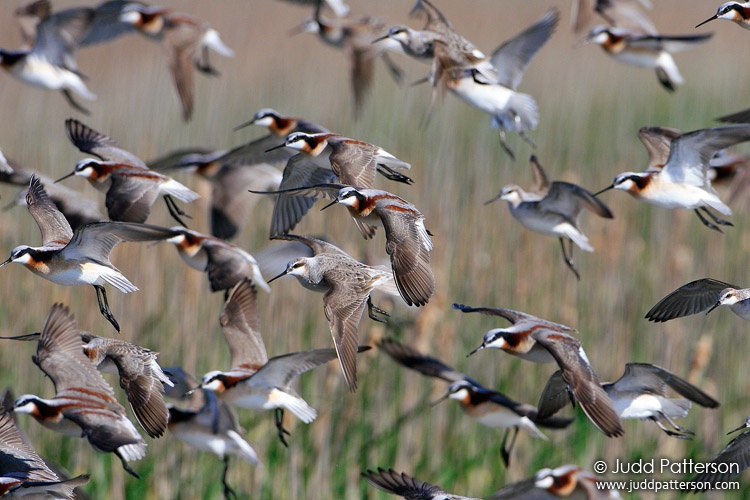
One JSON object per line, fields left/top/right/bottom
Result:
{"left": 64, "top": 221, "right": 177, "bottom": 264}
{"left": 362, "top": 468, "right": 468, "bottom": 500}
{"left": 250, "top": 348, "right": 350, "bottom": 389}
{"left": 323, "top": 275, "right": 371, "bottom": 392}
{"left": 328, "top": 139, "right": 377, "bottom": 188}
{"left": 32, "top": 304, "right": 116, "bottom": 398}
{"left": 79, "top": 0, "right": 138, "bottom": 46}
{"left": 452, "top": 303, "right": 577, "bottom": 332}
{"left": 487, "top": 477, "right": 559, "bottom": 500}
{"left": 638, "top": 126, "right": 681, "bottom": 171}
{"left": 83, "top": 336, "right": 169, "bottom": 439}
{"left": 533, "top": 330, "right": 623, "bottom": 437}
{"left": 615, "top": 363, "right": 719, "bottom": 407}
{"left": 105, "top": 170, "right": 163, "bottom": 222}
{"left": 536, "top": 370, "right": 572, "bottom": 419}
{"left": 65, "top": 119, "right": 146, "bottom": 167}
{"left": 529, "top": 155, "right": 550, "bottom": 194}
{"left": 26, "top": 175, "right": 74, "bottom": 245}
{"left": 210, "top": 164, "right": 282, "bottom": 239}
{"left": 491, "top": 8, "right": 559, "bottom": 90}
{"left": 0, "top": 410, "right": 61, "bottom": 483}
{"left": 32, "top": 6, "right": 93, "bottom": 69}
{"left": 378, "top": 338, "right": 472, "bottom": 384}
{"left": 597, "top": 0, "right": 657, "bottom": 34}
{"left": 544, "top": 181, "right": 613, "bottom": 220}
{"left": 165, "top": 25, "right": 198, "bottom": 121}
{"left": 379, "top": 203, "right": 434, "bottom": 307}
{"left": 625, "top": 33, "right": 712, "bottom": 53}
{"left": 691, "top": 431, "right": 750, "bottom": 490}
{"left": 269, "top": 154, "right": 337, "bottom": 237}
{"left": 220, "top": 278, "right": 268, "bottom": 371}
{"left": 217, "top": 135, "right": 295, "bottom": 168}
{"left": 664, "top": 125, "right": 750, "bottom": 186}
{"left": 645, "top": 278, "right": 739, "bottom": 322}
{"left": 270, "top": 233, "right": 348, "bottom": 257}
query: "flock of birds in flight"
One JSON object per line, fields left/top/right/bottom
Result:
{"left": 3, "top": 0, "right": 750, "bottom": 498}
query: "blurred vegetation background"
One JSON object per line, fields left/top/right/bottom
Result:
{"left": 0, "top": 0, "right": 749, "bottom": 498}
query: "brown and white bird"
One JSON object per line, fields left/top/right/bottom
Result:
{"left": 268, "top": 235, "right": 395, "bottom": 392}
{"left": 538, "top": 363, "right": 719, "bottom": 439}
{"left": 166, "top": 228, "right": 270, "bottom": 294}
{"left": 454, "top": 303, "right": 624, "bottom": 438}
{"left": 0, "top": 408, "right": 89, "bottom": 499}
{"left": 119, "top": 3, "right": 234, "bottom": 120}
{"left": 0, "top": 175, "right": 178, "bottom": 332}
{"left": 486, "top": 155, "right": 613, "bottom": 279}
{"left": 488, "top": 464, "right": 622, "bottom": 499}
{"left": 59, "top": 118, "right": 199, "bottom": 226}
{"left": 14, "top": 303, "right": 148, "bottom": 478}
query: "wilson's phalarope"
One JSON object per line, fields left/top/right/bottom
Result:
{"left": 199, "top": 278, "right": 366, "bottom": 443}
{"left": 14, "top": 304, "right": 147, "bottom": 478}
{"left": 486, "top": 155, "right": 613, "bottom": 279}
{"left": 488, "top": 464, "right": 622, "bottom": 499}
{"left": 60, "top": 118, "right": 199, "bottom": 225}
{"left": 0, "top": 175, "right": 178, "bottom": 332}
{"left": 689, "top": 417, "right": 750, "bottom": 491}
{"left": 362, "top": 467, "right": 480, "bottom": 500}
{"left": 252, "top": 183, "right": 433, "bottom": 305}
{"left": 268, "top": 236, "right": 395, "bottom": 392}
{"left": 164, "top": 367, "right": 259, "bottom": 499}
{"left": 166, "top": 228, "right": 270, "bottom": 294}
{"left": 119, "top": 4, "right": 234, "bottom": 121}
{"left": 293, "top": 8, "right": 404, "bottom": 118}
{"left": 583, "top": 26, "right": 712, "bottom": 92}
{"left": 0, "top": 408, "right": 89, "bottom": 498}
{"left": 646, "top": 278, "right": 750, "bottom": 322}
{"left": 81, "top": 333, "right": 173, "bottom": 439}
{"left": 454, "top": 303, "right": 624, "bottom": 437}
{"left": 379, "top": 337, "right": 572, "bottom": 466}
{"left": 571, "top": 0, "right": 656, "bottom": 34}
{"left": 0, "top": 5, "right": 96, "bottom": 113}
{"left": 595, "top": 124, "right": 750, "bottom": 231}
{"left": 697, "top": 2, "right": 750, "bottom": 29}
{"left": 429, "top": 9, "right": 559, "bottom": 158}
{"left": 538, "top": 363, "right": 719, "bottom": 439}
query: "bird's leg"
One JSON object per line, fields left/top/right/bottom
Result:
{"left": 163, "top": 195, "right": 191, "bottom": 227}
{"left": 701, "top": 207, "right": 733, "bottom": 227}
{"left": 497, "top": 131, "right": 516, "bottom": 160}
{"left": 116, "top": 452, "right": 140, "bottom": 479}
{"left": 367, "top": 297, "right": 390, "bottom": 324}
{"left": 652, "top": 418, "right": 692, "bottom": 440}
{"left": 196, "top": 47, "right": 221, "bottom": 77}
{"left": 375, "top": 164, "right": 414, "bottom": 185}
{"left": 660, "top": 413, "right": 695, "bottom": 435}
{"left": 559, "top": 238, "right": 581, "bottom": 280}
{"left": 222, "top": 457, "right": 236, "bottom": 499}
{"left": 94, "top": 285, "right": 120, "bottom": 333}
{"left": 500, "top": 427, "right": 518, "bottom": 467}
{"left": 274, "top": 408, "right": 291, "bottom": 447}
{"left": 381, "top": 53, "right": 404, "bottom": 84}
{"left": 694, "top": 209, "right": 722, "bottom": 232}
{"left": 517, "top": 129, "right": 536, "bottom": 149}
{"left": 62, "top": 90, "right": 91, "bottom": 115}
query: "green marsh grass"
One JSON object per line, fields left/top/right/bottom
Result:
{"left": 0, "top": 1, "right": 749, "bottom": 498}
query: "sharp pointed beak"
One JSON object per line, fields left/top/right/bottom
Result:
{"left": 265, "top": 143, "right": 287, "bottom": 153}
{"left": 371, "top": 34, "right": 389, "bottom": 44}
{"left": 695, "top": 15, "right": 717, "bottom": 28}
{"left": 320, "top": 199, "right": 338, "bottom": 211}
{"left": 0, "top": 332, "right": 40, "bottom": 341}
{"left": 728, "top": 422, "right": 748, "bottom": 435}
{"left": 467, "top": 343, "right": 485, "bottom": 357}
{"left": 484, "top": 193, "right": 502, "bottom": 205}
{"left": 54, "top": 171, "right": 76, "bottom": 183}
{"left": 233, "top": 119, "right": 255, "bottom": 131}
{"left": 184, "top": 385, "right": 201, "bottom": 397}
{"left": 267, "top": 267, "right": 290, "bottom": 284}
{"left": 705, "top": 301, "right": 721, "bottom": 315}
{"left": 0, "top": 257, "right": 12, "bottom": 269}
{"left": 430, "top": 392, "right": 450, "bottom": 407}
{"left": 593, "top": 184, "right": 614, "bottom": 197}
